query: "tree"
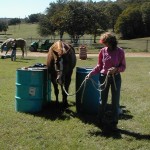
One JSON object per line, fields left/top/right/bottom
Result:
{"left": 0, "top": 21, "right": 8, "bottom": 33}
{"left": 46, "top": 1, "right": 90, "bottom": 43}
{"left": 141, "top": 2, "right": 150, "bottom": 36}
{"left": 38, "top": 1, "right": 111, "bottom": 42}
{"left": 27, "top": 13, "right": 41, "bottom": 23}
{"left": 8, "top": 18, "right": 21, "bottom": 25}
{"left": 115, "top": 5, "right": 144, "bottom": 39}
{"left": 64, "top": 1, "right": 89, "bottom": 43}
{"left": 45, "top": 0, "right": 67, "bottom": 39}
{"left": 85, "top": 4, "right": 108, "bottom": 43}
{"left": 38, "top": 15, "right": 55, "bottom": 36}
{"left": 105, "top": 3, "right": 122, "bottom": 32}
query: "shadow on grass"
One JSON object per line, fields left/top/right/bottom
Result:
{"left": 80, "top": 105, "right": 149, "bottom": 140}
{"left": 77, "top": 104, "right": 133, "bottom": 126}
{"left": 32, "top": 102, "right": 149, "bottom": 140}
{"left": 33, "top": 101, "right": 77, "bottom": 121}
{"left": 89, "top": 128, "right": 150, "bottom": 140}
{"left": 76, "top": 104, "right": 150, "bottom": 140}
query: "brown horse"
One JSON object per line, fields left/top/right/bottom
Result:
{"left": 1, "top": 38, "right": 26, "bottom": 58}
{"left": 47, "top": 40, "right": 76, "bottom": 107}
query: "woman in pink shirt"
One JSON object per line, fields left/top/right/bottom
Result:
{"left": 87, "top": 32, "right": 126, "bottom": 131}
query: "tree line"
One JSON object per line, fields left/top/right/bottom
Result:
{"left": 1, "top": 0, "right": 150, "bottom": 42}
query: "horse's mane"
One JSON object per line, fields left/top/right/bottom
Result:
{"left": 50, "top": 40, "right": 70, "bottom": 56}
{"left": 47, "top": 40, "right": 76, "bottom": 70}
{"left": 2, "top": 38, "right": 14, "bottom": 44}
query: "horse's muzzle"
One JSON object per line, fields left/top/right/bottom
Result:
{"left": 56, "top": 71, "right": 63, "bottom": 85}
{"left": 56, "top": 77, "right": 63, "bottom": 85}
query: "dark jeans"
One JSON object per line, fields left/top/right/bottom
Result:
{"left": 11, "top": 50, "right": 16, "bottom": 61}
{"left": 98, "top": 73, "right": 121, "bottom": 125}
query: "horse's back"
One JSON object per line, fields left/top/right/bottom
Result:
{"left": 16, "top": 38, "right": 26, "bottom": 44}
{"left": 16, "top": 38, "right": 26, "bottom": 49}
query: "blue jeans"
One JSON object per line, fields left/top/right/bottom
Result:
{"left": 11, "top": 50, "right": 16, "bottom": 61}
{"left": 98, "top": 73, "right": 121, "bottom": 125}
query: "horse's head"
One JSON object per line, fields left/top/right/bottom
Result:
{"left": 1, "top": 38, "right": 14, "bottom": 52}
{"left": 51, "top": 40, "right": 70, "bottom": 85}
{"left": 1, "top": 43, "right": 7, "bottom": 52}
{"left": 54, "top": 54, "right": 64, "bottom": 85}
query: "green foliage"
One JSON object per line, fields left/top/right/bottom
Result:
{"left": 85, "top": 3, "right": 108, "bottom": 43}
{"left": 38, "top": 15, "right": 55, "bottom": 37}
{"left": 104, "top": 3, "right": 122, "bottom": 32}
{"left": 8, "top": 18, "right": 21, "bottom": 25}
{"left": 26, "top": 13, "right": 41, "bottom": 23}
{"left": 115, "top": 5, "right": 144, "bottom": 39}
{"left": 64, "top": 2, "right": 89, "bottom": 42}
{"left": 0, "top": 21, "right": 8, "bottom": 32}
{"left": 141, "top": 2, "right": 150, "bottom": 36}
{"left": 38, "top": 1, "right": 109, "bottom": 43}
{"left": 37, "top": 0, "right": 150, "bottom": 40}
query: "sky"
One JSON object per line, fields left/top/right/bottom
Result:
{"left": 0, "top": 0, "right": 116, "bottom": 18}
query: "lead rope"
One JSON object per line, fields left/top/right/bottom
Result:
{"left": 63, "top": 71, "right": 117, "bottom": 97}
{"left": 62, "top": 77, "right": 88, "bottom": 96}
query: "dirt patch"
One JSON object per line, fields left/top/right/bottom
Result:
{"left": 1, "top": 51, "right": 150, "bottom": 57}
{"left": 25, "top": 52, "right": 150, "bottom": 57}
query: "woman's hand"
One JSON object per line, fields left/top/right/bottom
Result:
{"left": 85, "top": 73, "right": 91, "bottom": 79}
{"left": 108, "top": 67, "right": 118, "bottom": 74}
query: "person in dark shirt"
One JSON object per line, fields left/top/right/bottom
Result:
{"left": 11, "top": 39, "right": 17, "bottom": 61}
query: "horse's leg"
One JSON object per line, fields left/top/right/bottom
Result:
{"left": 21, "top": 48, "right": 24, "bottom": 58}
{"left": 62, "top": 71, "right": 73, "bottom": 107}
{"left": 51, "top": 80, "right": 59, "bottom": 104}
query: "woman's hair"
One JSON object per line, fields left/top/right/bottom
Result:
{"left": 100, "top": 32, "right": 118, "bottom": 50}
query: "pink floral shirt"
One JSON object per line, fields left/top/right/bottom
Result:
{"left": 90, "top": 47, "right": 126, "bottom": 75}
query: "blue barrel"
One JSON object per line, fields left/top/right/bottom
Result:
{"left": 76, "top": 67, "right": 100, "bottom": 115}
{"left": 15, "top": 68, "right": 51, "bottom": 113}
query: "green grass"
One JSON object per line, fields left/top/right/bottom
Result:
{"left": 0, "top": 56, "right": 150, "bottom": 150}
{"left": 1, "top": 23, "right": 40, "bottom": 39}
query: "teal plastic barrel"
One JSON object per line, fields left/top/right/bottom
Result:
{"left": 15, "top": 68, "right": 51, "bottom": 113}
{"left": 32, "top": 67, "right": 51, "bottom": 104}
{"left": 76, "top": 67, "right": 100, "bottom": 115}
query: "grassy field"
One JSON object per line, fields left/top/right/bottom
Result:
{"left": 0, "top": 55, "right": 150, "bottom": 150}
{"left": 0, "top": 23, "right": 150, "bottom": 53}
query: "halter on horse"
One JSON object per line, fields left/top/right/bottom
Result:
{"left": 47, "top": 40, "right": 76, "bottom": 107}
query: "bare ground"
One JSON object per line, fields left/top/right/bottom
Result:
{"left": 25, "top": 52, "right": 150, "bottom": 57}
{"left": 1, "top": 51, "right": 150, "bottom": 58}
